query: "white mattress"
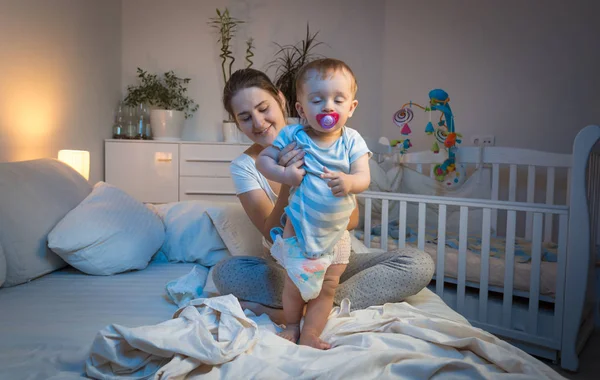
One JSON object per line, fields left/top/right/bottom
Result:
{"left": 0, "top": 262, "right": 467, "bottom": 379}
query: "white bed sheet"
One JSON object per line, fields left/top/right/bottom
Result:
{"left": 0, "top": 262, "right": 466, "bottom": 379}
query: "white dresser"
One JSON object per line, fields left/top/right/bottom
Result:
{"left": 105, "top": 139, "right": 251, "bottom": 203}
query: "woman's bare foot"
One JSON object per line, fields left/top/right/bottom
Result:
{"left": 298, "top": 330, "right": 331, "bottom": 350}
{"left": 239, "top": 301, "right": 286, "bottom": 325}
{"left": 278, "top": 323, "right": 300, "bottom": 343}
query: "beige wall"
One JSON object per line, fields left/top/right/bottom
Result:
{"left": 1, "top": 0, "right": 597, "bottom": 186}
{"left": 382, "top": 0, "right": 600, "bottom": 154}
{"left": 121, "top": 0, "right": 385, "bottom": 141}
{"left": 122, "top": 0, "right": 599, "bottom": 153}
{"left": 0, "top": 0, "right": 121, "bottom": 184}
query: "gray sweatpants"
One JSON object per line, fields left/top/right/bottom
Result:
{"left": 212, "top": 247, "right": 435, "bottom": 310}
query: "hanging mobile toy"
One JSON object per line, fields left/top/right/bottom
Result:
{"left": 391, "top": 106, "right": 414, "bottom": 154}
{"left": 392, "top": 89, "right": 465, "bottom": 187}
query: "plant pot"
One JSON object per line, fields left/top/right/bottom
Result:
{"left": 222, "top": 121, "right": 239, "bottom": 143}
{"left": 150, "top": 109, "right": 185, "bottom": 141}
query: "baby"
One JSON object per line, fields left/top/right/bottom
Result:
{"left": 256, "top": 58, "right": 371, "bottom": 349}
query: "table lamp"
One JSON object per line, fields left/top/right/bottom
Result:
{"left": 58, "top": 150, "right": 90, "bottom": 180}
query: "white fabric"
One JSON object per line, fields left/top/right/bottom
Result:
{"left": 153, "top": 201, "right": 231, "bottom": 265}
{"left": 47, "top": 182, "right": 164, "bottom": 276}
{"left": 230, "top": 153, "right": 278, "bottom": 203}
{"left": 154, "top": 201, "right": 265, "bottom": 262}
{"left": 86, "top": 295, "right": 259, "bottom": 379}
{"left": 0, "top": 243, "right": 6, "bottom": 287}
{"left": 166, "top": 265, "right": 210, "bottom": 308}
{"left": 0, "top": 262, "right": 199, "bottom": 379}
{"left": 86, "top": 295, "right": 564, "bottom": 380}
{"left": 0, "top": 261, "right": 472, "bottom": 379}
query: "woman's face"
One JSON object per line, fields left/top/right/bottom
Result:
{"left": 230, "top": 87, "right": 287, "bottom": 147}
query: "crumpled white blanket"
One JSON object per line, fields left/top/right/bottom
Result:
{"left": 85, "top": 295, "right": 259, "bottom": 380}
{"left": 86, "top": 296, "right": 564, "bottom": 380}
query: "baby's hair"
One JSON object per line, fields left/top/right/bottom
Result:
{"left": 223, "top": 68, "right": 287, "bottom": 122}
{"left": 295, "top": 58, "right": 358, "bottom": 98}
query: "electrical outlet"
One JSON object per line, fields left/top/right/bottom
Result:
{"left": 471, "top": 135, "right": 495, "bottom": 146}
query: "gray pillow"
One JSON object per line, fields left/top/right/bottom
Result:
{"left": 0, "top": 159, "right": 92, "bottom": 287}
{"left": 0, "top": 243, "right": 6, "bottom": 287}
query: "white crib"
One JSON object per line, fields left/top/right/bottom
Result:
{"left": 358, "top": 125, "right": 600, "bottom": 371}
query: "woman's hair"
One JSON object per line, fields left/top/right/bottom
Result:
{"left": 223, "top": 68, "right": 287, "bottom": 121}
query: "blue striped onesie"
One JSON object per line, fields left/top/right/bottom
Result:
{"left": 272, "top": 124, "right": 371, "bottom": 258}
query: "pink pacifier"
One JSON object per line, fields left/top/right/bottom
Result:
{"left": 316, "top": 113, "right": 339, "bottom": 129}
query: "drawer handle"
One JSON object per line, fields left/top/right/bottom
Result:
{"left": 157, "top": 158, "right": 173, "bottom": 162}
{"left": 185, "top": 158, "right": 231, "bottom": 163}
{"left": 184, "top": 190, "right": 236, "bottom": 195}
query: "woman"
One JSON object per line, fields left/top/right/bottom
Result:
{"left": 213, "top": 68, "right": 434, "bottom": 324}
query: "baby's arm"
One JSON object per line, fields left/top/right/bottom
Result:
{"left": 256, "top": 146, "right": 304, "bottom": 187}
{"left": 321, "top": 153, "right": 371, "bottom": 197}
{"left": 347, "top": 153, "right": 371, "bottom": 194}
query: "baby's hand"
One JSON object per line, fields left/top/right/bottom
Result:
{"left": 283, "top": 160, "right": 306, "bottom": 187}
{"left": 321, "top": 167, "right": 352, "bottom": 197}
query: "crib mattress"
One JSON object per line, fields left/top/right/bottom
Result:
{"left": 359, "top": 237, "right": 558, "bottom": 299}
{"left": 0, "top": 262, "right": 466, "bottom": 379}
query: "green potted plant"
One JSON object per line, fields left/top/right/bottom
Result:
{"left": 209, "top": 8, "right": 256, "bottom": 143}
{"left": 267, "top": 23, "right": 323, "bottom": 123}
{"left": 124, "top": 68, "right": 199, "bottom": 141}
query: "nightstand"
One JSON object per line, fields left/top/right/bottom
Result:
{"left": 105, "top": 140, "right": 251, "bottom": 203}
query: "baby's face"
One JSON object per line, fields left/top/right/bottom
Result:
{"left": 295, "top": 69, "right": 358, "bottom": 135}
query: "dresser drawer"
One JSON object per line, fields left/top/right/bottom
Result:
{"left": 180, "top": 144, "right": 248, "bottom": 162}
{"left": 179, "top": 176, "right": 238, "bottom": 201}
{"left": 105, "top": 141, "right": 179, "bottom": 203}
{"left": 180, "top": 144, "right": 249, "bottom": 177}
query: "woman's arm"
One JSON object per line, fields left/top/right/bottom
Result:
{"left": 238, "top": 185, "right": 291, "bottom": 242}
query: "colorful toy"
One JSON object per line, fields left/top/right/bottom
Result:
{"left": 392, "top": 89, "right": 465, "bottom": 187}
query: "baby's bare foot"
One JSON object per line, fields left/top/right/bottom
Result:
{"left": 298, "top": 331, "right": 331, "bottom": 350}
{"left": 278, "top": 323, "right": 300, "bottom": 343}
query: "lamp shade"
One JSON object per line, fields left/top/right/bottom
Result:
{"left": 58, "top": 150, "right": 90, "bottom": 180}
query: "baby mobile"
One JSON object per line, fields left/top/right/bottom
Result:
{"left": 391, "top": 88, "right": 465, "bottom": 188}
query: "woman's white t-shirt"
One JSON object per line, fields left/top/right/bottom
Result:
{"left": 229, "top": 153, "right": 278, "bottom": 204}
{"left": 229, "top": 153, "right": 278, "bottom": 251}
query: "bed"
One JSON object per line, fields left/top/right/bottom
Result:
{"left": 356, "top": 124, "right": 600, "bottom": 371}
{"left": 0, "top": 157, "right": 567, "bottom": 379}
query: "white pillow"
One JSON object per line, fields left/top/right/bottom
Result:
{"left": 48, "top": 182, "right": 165, "bottom": 275}
{"left": 153, "top": 201, "right": 231, "bottom": 266}
{"left": 0, "top": 244, "right": 6, "bottom": 287}
{"left": 153, "top": 201, "right": 264, "bottom": 265}
{"left": 205, "top": 202, "right": 264, "bottom": 257}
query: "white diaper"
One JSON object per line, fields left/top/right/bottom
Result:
{"left": 270, "top": 235, "right": 333, "bottom": 302}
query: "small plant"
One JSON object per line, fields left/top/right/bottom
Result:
{"left": 124, "top": 68, "right": 199, "bottom": 119}
{"left": 267, "top": 24, "right": 324, "bottom": 118}
{"left": 208, "top": 8, "right": 244, "bottom": 85}
{"left": 245, "top": 37, "right": 255, "bottom": 68}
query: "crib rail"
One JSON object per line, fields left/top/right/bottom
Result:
{"left": 357, "top": 190, "right": 569, "bottom": 351}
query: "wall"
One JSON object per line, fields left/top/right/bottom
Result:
{"left": 121, "top": 0, "right": 384, "bottom": 141}
{"left": 382, "top": 0, "right": 600, "bottom": 154}
{"left": 0, "top": 0, "right": 122, "bottom": 184}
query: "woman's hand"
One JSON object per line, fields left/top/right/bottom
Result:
{"left": 277, "top": 142, "right": 305, "bottom": 167}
